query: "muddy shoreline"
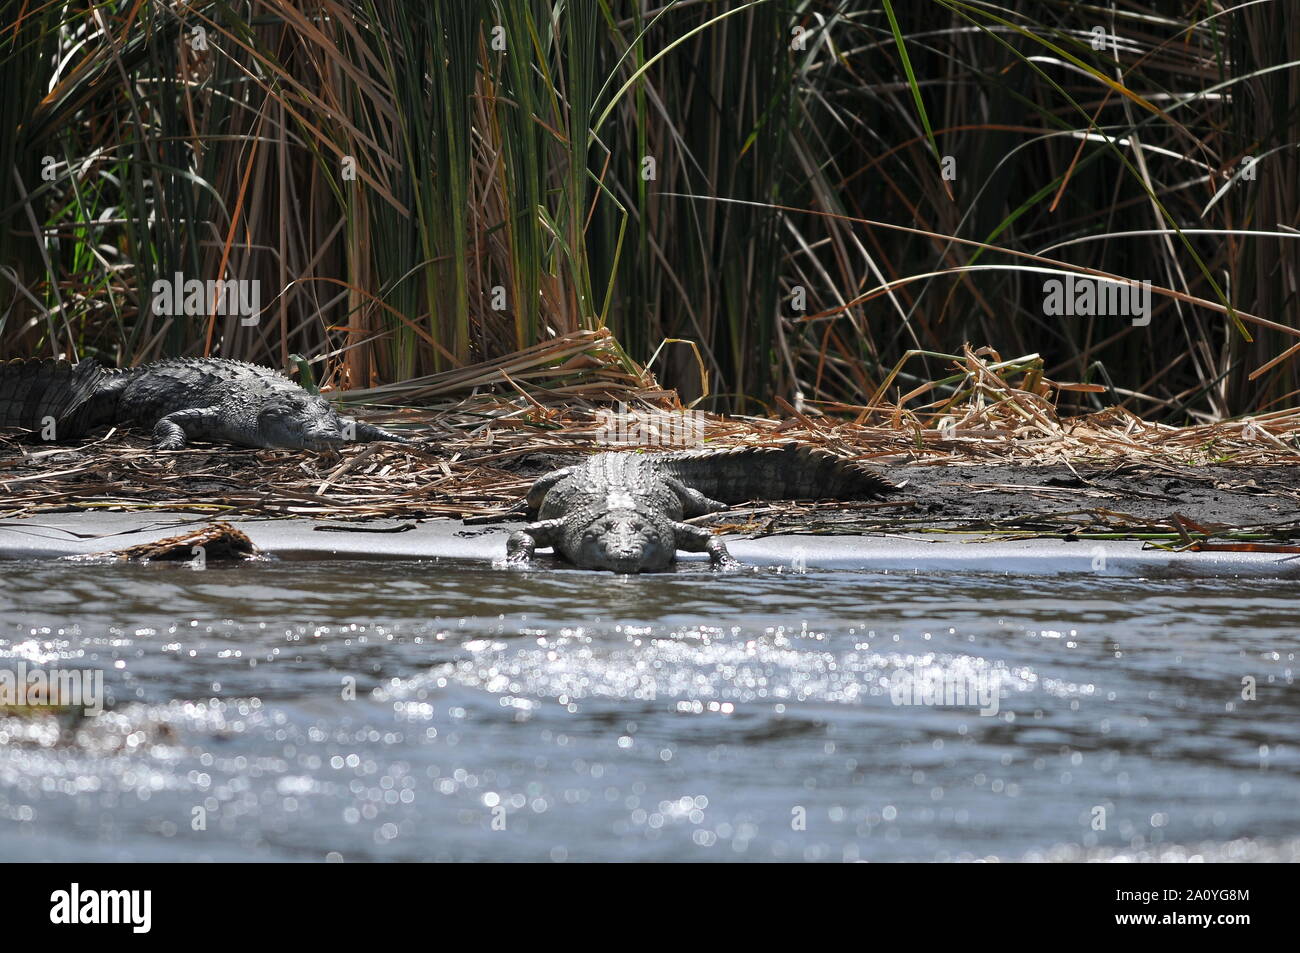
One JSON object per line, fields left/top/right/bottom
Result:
{"left": 6, "top": 454, "right": 1300, "bottom": 536}
{"left": 3, "top": 508, "right": 1298, "bottom": 577}
{"left": 4, "top": 457, "right": 1300, "bottom": 574}
{"left": 492, "top": 454, "right": 1300, "bottom": 539}
{"left": 740, "top": 461, "right": 1300, "bottom": 537}
{"left": 5, "top": 421, "right": 1300, "bottom": 542}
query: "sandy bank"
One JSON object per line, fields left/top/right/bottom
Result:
{"left": 2, "top": 510, "right": 1297, "bottom": 577}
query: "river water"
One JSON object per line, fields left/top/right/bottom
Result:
{"left": 1, "top": 557, "right": 1297, "bottom": 862}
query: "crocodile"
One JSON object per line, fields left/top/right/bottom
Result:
{"left": 506, "top": 444, "right": 896, "bottom": 573}
{"left": 0, "top": 357, "right": 407, "bottom": 450}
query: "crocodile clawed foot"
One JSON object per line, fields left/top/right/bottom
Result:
{"left": 503, "top": 549, "right": 536, "bottom": 570}
{"left": 704, "top": 537, "right": 743, "bottom": 571}
{"left": 505, "top": 529, "right": 539, "bottom": 569}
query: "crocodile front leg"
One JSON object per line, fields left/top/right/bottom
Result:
{"left": 506, "top": 518, "right": 565, "bottom": 566}
{"left": 671, "top": 521, "right": 741, "bottom": 569}
{"left": 665, "top": 477, "right": 728, "bottom": 517}
{"left": 151, "top": 407, "right": 219, "bottom": 449}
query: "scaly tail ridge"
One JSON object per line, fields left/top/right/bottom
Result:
{"left": 655, "top": 443, "right": 896, "bottom": 504}
{"left": 0, "top": 358, "right": 115, "bottom": 439}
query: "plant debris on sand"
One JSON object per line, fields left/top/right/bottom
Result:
{"left": 74, "top": 521, "right": 259, "bottom": 563}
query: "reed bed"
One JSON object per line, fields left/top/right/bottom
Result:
{"left": 3, "top": 2, "right": 1298, "bottom": 424}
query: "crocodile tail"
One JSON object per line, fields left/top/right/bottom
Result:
{"left": 0, "top": 358, "right": 118, "bottom": 439}
{"left": 656, "top": 443, "right": 897, "bottom": 504}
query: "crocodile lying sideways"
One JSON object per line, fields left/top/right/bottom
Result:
{"left": 506, "top": 444, "right": 896, "bottom": 573}
{"left": 0, "top": 357, "right": 406, "bottom": 451}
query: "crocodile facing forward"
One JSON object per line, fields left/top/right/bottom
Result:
{"left": 0, "top": 357, "right": 406, "bottom": 450}
{"left": 506, "top": 444, "right": 896, "bottom": 573}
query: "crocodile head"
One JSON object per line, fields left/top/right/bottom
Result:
{"left": 255, "top": 394, "right": 352, "bottom": 450}
{"left": 565, "top": 503, "right": 676, "bottom": 573}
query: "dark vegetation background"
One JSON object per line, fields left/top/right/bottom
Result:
{"left": 1, "top": 0, "right": 1297, "bottom": 422}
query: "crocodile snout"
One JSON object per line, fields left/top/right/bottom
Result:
{"left": 570, "top": 521, "right": 666, "bottom": 572}
{"left": 306, "top": 426, "right": 346, "bottom": 447}
{"left": 605, "top": 546, "right": 646, "bottom": 573}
